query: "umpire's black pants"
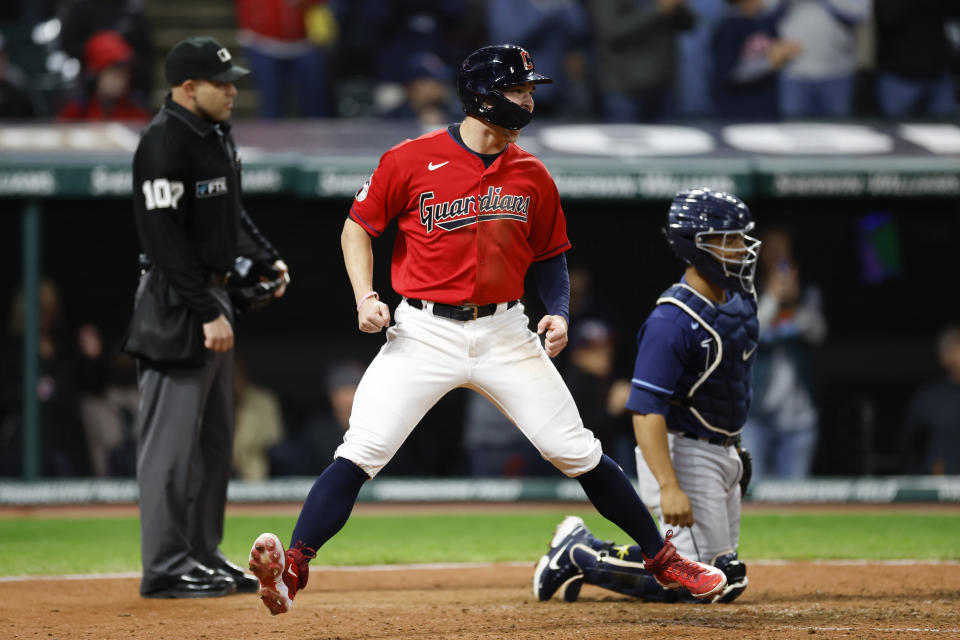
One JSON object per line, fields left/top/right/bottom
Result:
{"left": 135, "top": 288, "right": 235, "bottom": 594}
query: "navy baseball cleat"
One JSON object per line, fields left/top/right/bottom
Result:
{"left": 533, "top": 516, "right": 591, "bottom": 601}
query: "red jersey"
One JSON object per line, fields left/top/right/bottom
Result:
{"left": 234, "top": 0, "right": 323, "bottom": 41}
{"left": 349, "top": 128, "right": 570, "bottom": 305}
{"left": 58, "top": 97, "right": 151, "bottom": 123}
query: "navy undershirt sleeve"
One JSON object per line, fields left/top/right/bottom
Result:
{"left": 532, "top": 253, "right": 570, "bottom": 321}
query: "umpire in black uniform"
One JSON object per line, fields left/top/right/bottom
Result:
{"left": 125, "top": 36, "right": 289, "bottom": 598}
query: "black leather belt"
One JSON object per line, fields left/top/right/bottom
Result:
{"left": 671, "top": 430, "right": 739, "bottom": 447}
{"left": 406, "top": 298, "right": 518, "bottom": 321}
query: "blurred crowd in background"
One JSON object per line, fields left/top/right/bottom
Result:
{"left": 0, "top": 0, "right": 959, "bottom": 124}
{"left": 3, "top": 254, "right": 958, "bottom": 482}
{"left": 2, "top": 1, "right": 959, "bottom": 482}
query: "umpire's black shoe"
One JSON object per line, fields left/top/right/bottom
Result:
{"left": 142, "top": 565, "right": 237, "bottom": 599}
{"left": 209, "top": 558, "right": 260, "bottom": 593}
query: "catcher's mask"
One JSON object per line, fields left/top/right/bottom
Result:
{"left": 664, "top": 188, "right": 761, "bottom": 296}
{"left": 457, "top": 44, "right": 552, "bottom": 130}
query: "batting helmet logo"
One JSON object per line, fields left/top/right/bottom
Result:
{"left": 520, "top": 49, "right": 533, "bottom": 71}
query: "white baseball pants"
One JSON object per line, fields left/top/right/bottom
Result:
{"left": 337, "top": 299, "right": 603, "bottom": 478}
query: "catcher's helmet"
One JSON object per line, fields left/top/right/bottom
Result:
{"left": 665, "top": 188, "right": 761, "bottom": 295}
{"left": 457, "top": 44, "right": 552, "bottom": 130}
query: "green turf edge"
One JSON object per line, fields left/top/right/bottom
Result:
{"left": 1, "top": 512, "right": 957, "bottom": 576}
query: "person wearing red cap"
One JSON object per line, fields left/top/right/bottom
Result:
{"left": 58, "top": 30, "right": 151, "bottom": 122}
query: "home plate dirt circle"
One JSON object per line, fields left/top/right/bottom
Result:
{"left": 2, "top": 562, "right": 958, "bottom": 639}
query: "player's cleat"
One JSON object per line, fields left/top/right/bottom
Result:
{"left": 641, "top": 531, "right": 727, "bottom": 599}
{"left": 533, "top": 516, "right": 591, "bottom": 601}
{"left": 248, "top": 533, "right": 315, "bottom": 615}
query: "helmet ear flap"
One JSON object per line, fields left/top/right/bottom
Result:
{"left": 478, "top": 88, "right": 533, "bottom": 129}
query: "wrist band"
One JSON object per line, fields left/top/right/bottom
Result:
{"left": 356, "top": 291, "right": 379, "bottom": 311}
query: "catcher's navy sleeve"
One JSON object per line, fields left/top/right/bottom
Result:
{"left": 625, "top": 309, "right": 691, "bottom": 416}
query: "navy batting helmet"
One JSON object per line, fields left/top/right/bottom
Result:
{"left": 457, "top": 44, "right": 552, "bottom": 130}
{"left": 665, "top": 188, "right": 761, "bottom": 295}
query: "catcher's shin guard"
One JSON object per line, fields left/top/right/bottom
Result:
{"left": 570, "top": 543, "right": 681, "bottom": 603}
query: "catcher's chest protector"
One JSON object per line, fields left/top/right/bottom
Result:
{"left": 658, "top": 283, "right": 759, "bottom": 434}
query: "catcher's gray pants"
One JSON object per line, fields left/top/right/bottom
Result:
{"left": 135, "top": 289, "right": 235, "bottom": 594}
{"left": 635, "top": 433, "right": 743, "bottom": 564}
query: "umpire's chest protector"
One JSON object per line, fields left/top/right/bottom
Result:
{"left": 659, "top": 284, "right": 759, "bottom": 435}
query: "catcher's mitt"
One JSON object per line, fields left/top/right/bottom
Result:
{"left": 737, "top": 445, "right": 753, "bottom": 498}
{"left": 228, "top": 256, "right": 286, "bottom": 314}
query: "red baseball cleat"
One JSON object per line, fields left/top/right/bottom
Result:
{"left": 248, "top": 533, "right": 315, "bottom": 615}
{"left": 642, "top": 531, "right": 727, "bottom": 599}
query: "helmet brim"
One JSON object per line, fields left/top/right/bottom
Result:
{"left": 494, "top": 72, "right": 553, "bottom": 87}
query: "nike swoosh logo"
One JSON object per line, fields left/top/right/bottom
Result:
{"left": 428, "top": 161, "right": 449, "bottom": 171}
{"left": 286, "top": 563, "right": 297, "bottom": 579}
{"left": 548, "top": 542, "right": 571, "bottom": 570}
{"left": 742, "top": 346, "right": 757, "bottom": 360}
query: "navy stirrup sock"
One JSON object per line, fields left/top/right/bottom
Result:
{"left": 576, "top": 454, "right": 664, "bottom": 556}
{"left": 290, "top": 457, "right": 369, "bottom": 552}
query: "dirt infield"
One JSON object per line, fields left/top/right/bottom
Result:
{"left": 3, "top": 503, "right": 958, "bottom": 638}
{"left": 4, "top": 562, "right": 959, "bottom": 639}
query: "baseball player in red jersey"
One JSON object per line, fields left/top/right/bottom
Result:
{"left": 247, "top": 44, "right": 726, "bottom": 617}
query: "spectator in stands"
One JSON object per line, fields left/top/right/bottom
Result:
{"left": 711, "top": 0, "right": 803, "bottom": 119}
{"left": 0, "top": 32, "right": 35, "bottom": 118}
{"left": 373, "top": 1, "right": 478, "bottom": 80}
{"left": 0, "top": 279, "right": 91, "bottom": 477}
{"left": 381, "top": 51, "right": 459, "bottom": 128}
{"left": 232, "top": 354, "right": 285, "bottom": 481}
{"left": 588, "top": 0, "right": 696, "bottom": 122}
{"left": 59, "top": 0, "right": 155, "bottom": 107}
{"left": 676, "top": 0, "right": 726, "bottom": 118}
{"left": 327, "top": 1, "right": 481, "bottom": 118}
{"left": 562, "top": 318, "right": 635, "bottom": 476}
{"left": 58, "top": 30, "right": 151, "bottom": 122}
{"left": 901, "top": 326, "right": 960, "bottom": 475}
{"left": 269, "top": 360, "right": 363, "bottom": 476}
{"left": 486, "top": 0, "right": 595, "bottom": 120}
{"left": 234, "top": 0, "right": 334, "bottom": 118}
{"left": 742, "top": 227, "right": 826, "bottom": 479}
{"left": 773, "top": 0, "right": 870, "bottom": 118}
{"left": 77, "top": 327, "right": 139, "bottom": 477}
{"left": 874, "top": 0, "right": 960, "bottom": 118}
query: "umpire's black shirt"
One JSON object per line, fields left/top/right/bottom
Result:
{"left": 132, "top": 94, "right": 278, "bottom": 323}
